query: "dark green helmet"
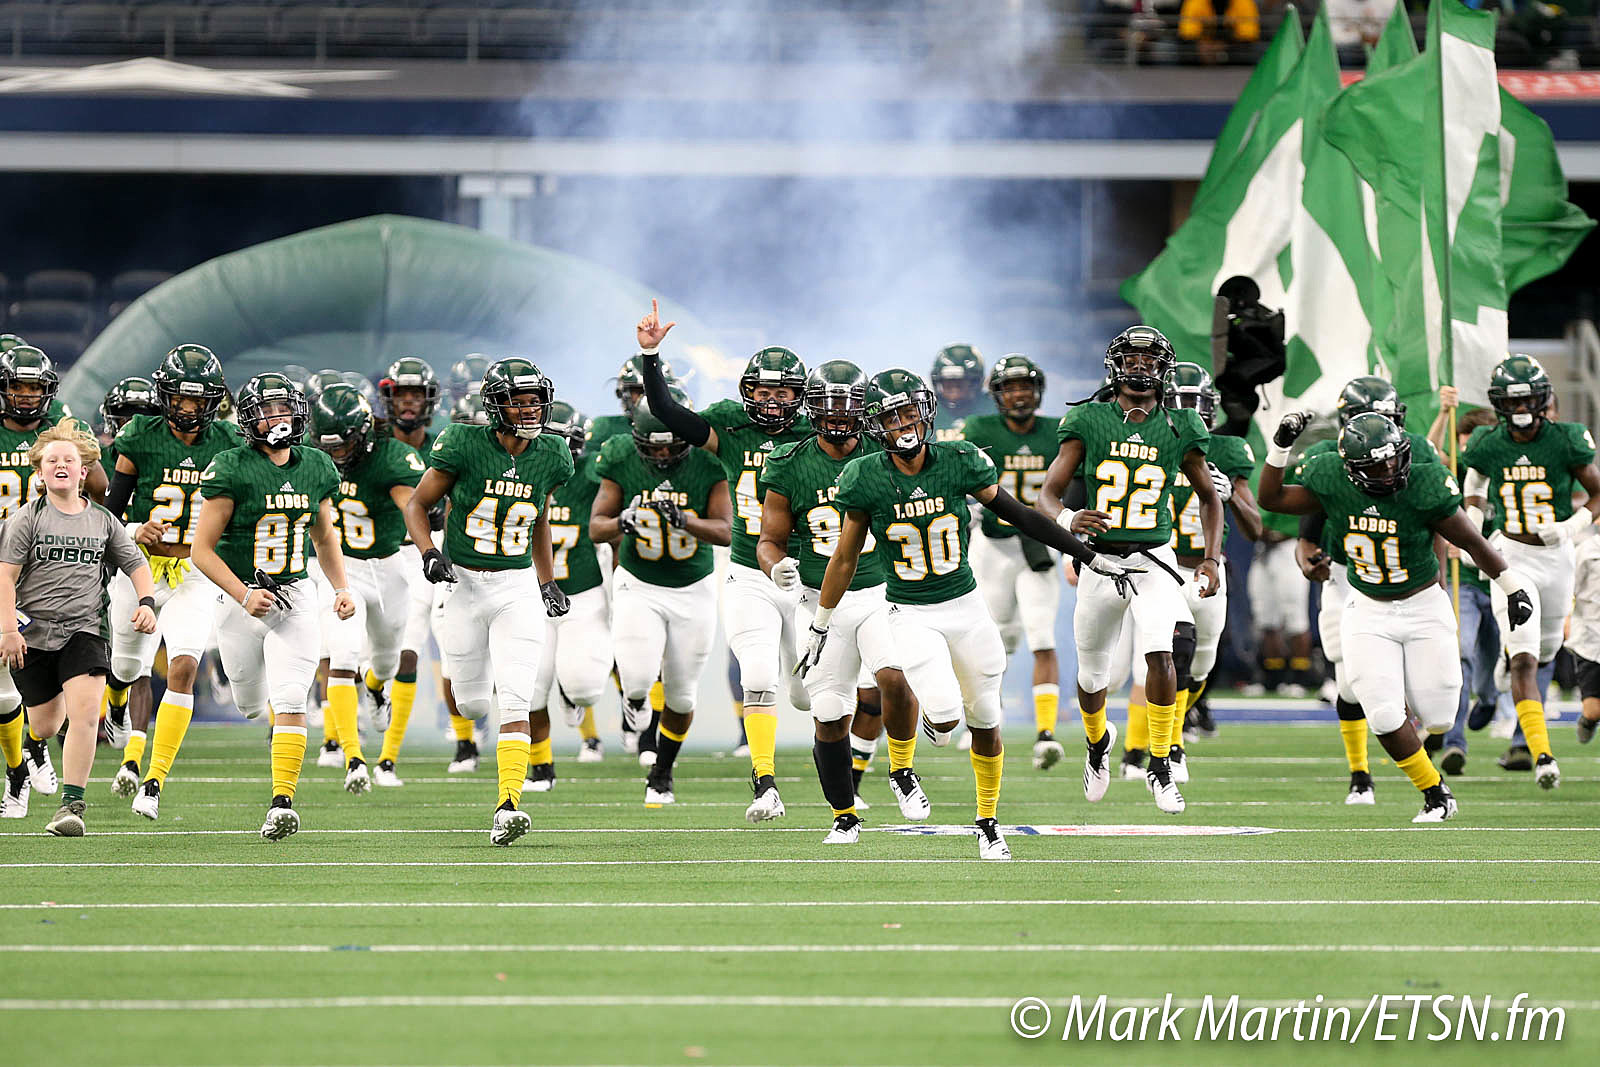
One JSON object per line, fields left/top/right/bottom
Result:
{"left": 545, "top": 400, "right": 588, "bottom": 462}
{"left": 0, "top": 345, "right": 60, "bottom": 423}
{"left": 632, "top": 387, "right": 693, "bottom": 470}
{"left": 739, "top": 346, "right": 807, "bottom": 433}
{"left": 308, "top": 383, "right": 376, "bottom": 473}
{"left": 1487, "top": 353, "right": 1553, "bottom": 429}
{"left": 448, "top": 355, "right": 491, "bottom": 400}
{"left": 152, "top": 343, "right": 228, "bottom": 433}
{"left": 1336, "top": 375, "right": 1405, "bottom": 429}
{"left": 1339, "top": 411, "right": 1412, "bottom": 497}
{"left": 864, "top": 368, "right": 937, "bottom": 456}
{"left": 803, "top": 360, "right": 868, "bottom": 445}
{"left": 100, "top": 375, "right": 161, "bottom": 437}
{"left": 341, "top": 371, "right": 377, "bottom": 406}
{"left": 930, "top": 344, "right": 985, "bottom": 414}
{"left": 482, "top": 357, "right": 554, "bottom": 440}
{"left": 614, "top": 354, "right": 674, "bottom": 416}
{"left": 237, "top": 372, "right": 310, "bottom": 448}
{"left": 988, "top": 354, "right": 1046, "bottom": 419}
{"left": 0, "top": 333, "right": 26, "bottom": 353}
{"left": 1162, "top": 362, "right": 1219, "bottom": 430}
{"left": 304, "top": 368, "right": 346, "bottom": 402}
{"left": 451, "top": 392, "right": 489, "bottom": 426}
{"left": 377, "top": 356, "right": 440, "bottom": 432}
{"left": 1105, "top": 325, "right": 1176, "bottom": 396}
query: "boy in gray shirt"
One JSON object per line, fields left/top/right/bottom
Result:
{"left": 0, "top": 422, "right": 156, "bottom": 835}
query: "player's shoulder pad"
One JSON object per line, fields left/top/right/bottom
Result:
{"left": 766, "top": 438, "right": 804, "bottom": 465}
{"left": 1408, "top": 431, "right": 1441, "bottom": 464}
{"left": 1462, "top": 422, "right": 1497, "bottom": 455}
{"left": 699, "top": 397, "right": 743, "bottom": 428}
{"left": 1562, "top": 419, "right": 1597, "bottom": 456}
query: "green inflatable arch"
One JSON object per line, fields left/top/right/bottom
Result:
{"left": 63, "top": 215, "right": 728, "bottom": 417}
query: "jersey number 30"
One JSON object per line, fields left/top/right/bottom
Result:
{"left": 885, "top": 514, "right": 961, "bottom": 581}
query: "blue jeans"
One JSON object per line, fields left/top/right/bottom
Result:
{"left": 1445, "top": 584, "right": 1499, "bottom": 752}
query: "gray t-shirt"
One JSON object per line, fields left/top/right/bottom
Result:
{"left": 1, "top": 496, "right": 144, "bottom": 651}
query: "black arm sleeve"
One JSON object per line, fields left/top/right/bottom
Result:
{"left": 105, "top": 469, "right": 138, "bottom": 521}
{"left": 1063, "top": 474, "right": 1088, "bottom": 512}
{"left": 982, "top": 487, "right": 1095, "bottom": 566}
{"left": 640, "top": 352, "right": 711, "bottom": 447}
{"left": 1298, "top": 511, "right": 1326, "bottom": 547}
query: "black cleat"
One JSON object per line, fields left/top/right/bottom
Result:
{"left": 1439, "top": 745, "right": 1466, "bottom": 776}
{"left": 1188, "top": 696, "right": 1218, "bottom": 739}
{"left": 1497, "top": 745, "right": 1533, "bottom": 772}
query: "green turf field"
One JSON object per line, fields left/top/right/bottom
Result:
{"left": 2, "top": 722, "right": 1596, "bottom": 1066}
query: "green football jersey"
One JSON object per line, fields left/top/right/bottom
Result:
{"left": 330, "top": 436, "right": 425, "bottom": 560}
{"left": 597, "top": 435, "right": 727, "bottom": 588}
{"left": 1170, "top": 432, "right": 1257, "bottom": 557}
{"left": 1463, "top": 419, "right": 1597, "bottom": 537}
{"left": 0, "top": 415, "right": 84, "bottom": 521}
{"left": 701, "top": 398, "right": 812, "bottom": 571}
{"left": 200, "top": 445, "right": 340, "bottom": 583}
{"left": 1056, "top": 401, "right": 1210, "bottom": 546}
{"left": 548, "top": 453, "right": 604, "bottom": 596}
{"left": 586, "top": 413, "right": 633, "bottom": 458}
{"left": 958, "top": 413, "right": 1059, "bottom": 539}
{"left": 1299, "top": 452, "right": 1462, "bottom": 597}
{"left": 1288, "top": 431, "right": 1440, "bottom": 563}
{"left": 834, "top": 440, "right": 998, "bottom": 605}
{"left": 428, "top": 424, "right": 574, "bottom": 572}
{"left": 112, "top": 415, "right": 243, "bottom": 547}
{"left": 758, "top": 435, "right": 885, "bottom": 591}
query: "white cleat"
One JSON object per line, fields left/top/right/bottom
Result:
{"left": 489, "top": 806, "right": 532, "bottom": 846}
{"left": 2, "top": 769, "right": 29, "bottom": 819}
{"left": 446, "top": 740, "right": 479, "bottom": 773}
{"left": 888, "top": 767, "right": 931, "bottom": 821}
{"left": 577, "top": 737, "right": 604, "bottom": 763}
{"left": 1083, "top": 722, "right": 1117, "bottom": 803}
{"left": 1535, "top": 754, "right": 1561, "bottom": 790}
{"left": 372, "top": 760, "right": 404, "bottom": 788}
{"left": 260, "top": 804, "right": 300, "bottom": 842}
{"left": 1032, "top": 733, "right": 1065, "bottom": 771}
{"left": 1119, "top": 760, "right": 1147, "bottom": 781}
{"left": 644, "top": 783, "right": 676, "bottom": 807}
{"left": 745, "top": 778, "right": 785, "bottom": 823}
{"left": 920, "top": 714, "right": 958, "bottom": 748}
{"left": 956, "top": 729, "right": 972, "bottom": 751}
{"left": 853, "top": 792, "right": 870, "bottom": 812}
{"left": 823, "top": 812, "right": 862, "bottom": 844}
{"left": 638, "top": 749, "right": 658, "bottom": 769}
{"left": 131, "top": 780, "right": 161, "bottom": 820}
{"left": 975, "top": 817, "right": 1011, "bottom": 860}
{"left": 315, "top": 742, "right": 344, "bottom": 769}
{"left": 343, "top": 761, "right": 371, "bottom": 795}
{"left": 363, "top": 679, "right": 392, "bottom": 734}
{"left": 24, "top": 743, "right": 57, "bottom": 796}
{"left": 1169, "top": 746, "right": 1190, "bottom": 784}
{"left": 1345, "top": 772, "right": 1375, "bottom": 805}
{"left": 110, "top": 761, "right": 140, "bottom": 798}
{"left": 1412, "top": 783, "right": 1458, "bottom": 823}
{"left": 524, "top": 764, "right": 556, "bottom": 793}
{"left": 1147, "top": 763, "right": 1185, "bottom": 814}
{"left": 620, "top": 731, "right": 640, "bottom": 756}
{"left": 103, "top": 708, "right": 129, "bottom": 750}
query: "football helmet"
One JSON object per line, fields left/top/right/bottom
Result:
{"left": 1105, "top": 326, "right": 1175, "bottom": 396}
{"left": 340, "top": 371, "right": 377, "bottom": 406}
{"left": 864, "top": 368, "right": 937, "bottom": 456}
{"left": 1162, "top": 362, "right": 1219, "bottom": 430}
{"left": 1487, "top": 354, "right": 1553, "bottom": 430}
{"left": 614, "top": 354, "right": 674, "bottom": 417}
{"left": 447, "top": 355, "right": 491, "bottom": 401}
{"left": 481, "top": 357, "right": 553, "bottom": 440}
{"left": 545, "top": 400, "right": 588, "bottom": 462}
{"left": 303, "top": 369, "right": 346, "bottom": 402}
{"left": 0, "top": 345, "right": 60, "bottom": 424}
{"left": 451, "top": 392, "right": 490, "bottom": 426}
{"left": 152, "top": 343, "right": 228, "bottom": 433}
{"left": 99, "top": 375, "right": 161, "bottom": 437}
{"left": 930, "top": 344, "right": 985, "bottom": 414}
{"left": 739, "top": 347, "right": 806, "bottom": 433}
{"left": 632, "top": 389, "right": 693, "bottom": 470}
{"left": 308, "top": 383, "right": 376, "bottom": 473}
{"left": 987, "top": 354, "right": 1046, "bottom": 420}
{"left": 0, "top": 333, "right": 26, "bottom": 353}
{"left": 1336, "top": 375, "right": 1406, "bottom": 428}
{"left": 377, "top": 356, "right": 441, "bottom": 432}
{"left": 804, "top": 360, "right": 867, "bottom": 445}
{"left": 237, "top": 372, "right": 309, "bottom": 448}
{"left": 1339, "top": 411, "right": 1412, "bottom": 496}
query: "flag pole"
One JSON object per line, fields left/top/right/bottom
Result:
{"left": 1449, "top": 404, "right": 1460, "bottom": 619}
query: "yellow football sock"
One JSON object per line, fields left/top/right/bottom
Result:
{"left": 364, "top": 668, "right": 383, "bottom": 693}
{"left": 378, "top": 679, "right": 418, "bottom": 765}
{"left": 270, "top": 724, "right": 307, "bottom": 800}
{"left": 1147, "top": 701, "right": 1176, "bottom": 758}
{"left": 733, "top": 699, "right": 745, "bottom": 720}
{"left": 1339, "top": 719, "right": 1369, "bottom": 773}
{"left": 971, "top": 750, "right": 1003, "bottom": 820}
{"left": 659, "top": 724, "right": 687, "bottom": 743}
{"left": 27, "top": 724, "right": 44, "bottom": 744}
{"left": 106, "top": 683, "right": 129, "bottom": 712}
{"left": 650, "top": 681, "right": 666, "bottom": 712}
{"left": 327, "top": 678, "right": 363, "bottom": 763}
{"left": 268, "top": 709, "right": 275, "bottom": 728}
{"left": 577, "top": 706, "right": 598, "bottom": 741}
{"left": 1033, "top": 684, "right": 1060, "bottom": 734}
{"left": 1516, "top": 699, "right": 1553, "bottom": 760}
{"left": 450, "top": 712, "right": 474, "bottom": 742}
{"left": 1125, "top": 702, "right": 1149, "bottom": 750}
{"left": 146, "top": 692, "right": 195, "bottom": 787}
{"left": 321, "top": 702, "right": 337, "bottom": 747}
{"left": 888, "top": 735, "right": 916, "bottom": 772}
{"left": 1396, "top": 748, "right": 1441, "bottom": 792}
{"left": 1080, "top": 704, "right": 1107, "bottom": 744}
{"left": 744, "top": 709, "right": 778, "bottom": 778}
{"left": 1174, "top": 688, "right": 1191, "bottom": 739}
{"left": 1289, "top": 656, "right": 1312, "bottom": 673}
{"left": 1263, "top": 656, "right": 1286, "bottom": 672}
{"left": 497, "top": 735, "right": 532, "bottom": 808}
{"left": 122, "top": 730, "right": 147, "bottom": 772}
{"left": 529, "top": 738, "right": 552, "bottom": 767}
{"left": 1189, "top": 679, "right": 1209, "bottom": 707}
{"left": 0, "top": 708, "right": 21, "bottom": 768}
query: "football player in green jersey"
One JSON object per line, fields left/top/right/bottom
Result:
{"left": 930, "top": 343, "right": 986, "bottom": 442}
{"left": 0, "top": 333, "right": 73, "bottom": 422}
{"left": 100, "top": 345, "right": 241, "bottom": 820}
{"left": 191, "top": 372, "right": 355, "bottom": 841}
{"left": 1461, "top": 354, "right": 1600, "bottom": 789}
{"left": 1037, "top": 326, "right": 1223, "bottom": 815}
{"left": 805, "top": 368, "right": 1126, "bottom": 859}
{"left": 98, "top": 376, "right": 160, "bottom": 443}
{"left": 591, "top": 390, "right": 732, "bottom": 808}
{"left": 1284, "top": 375, "right": 1440, "bottom": 803}
{"left": 526, "top": 401, "right": 613, "bottom": 784}
{"left": 959, "top": 354, "right": 1071, "bottom": 771}
{"left": 634, "top": 302, "right": 812, "bottom": 821}
{"left": 308, "top": 384, "right": 426, "bottom": 789}
{"left": 1260, "top": 410, "right": 1535, "bottom": 822}
{"left": 757, "top": 360, "right": 926, "bottom": 842}
{"left": 405, "top": 357, "right": 574, "bottom": 846}
{"left": 0, "top": 345, "right": 106, "bottom": 807}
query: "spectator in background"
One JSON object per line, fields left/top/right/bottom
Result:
{"left": 1179, "top": 0, "right": 1263, "bottom": 63}
{"left": 1325, "top": 0, "right": 1399, "bottom": 65}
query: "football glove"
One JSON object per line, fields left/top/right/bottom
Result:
{"left": 541, "top": 580, "right": 570, "bottom": 618}
{"left": 618, "top": 497, "right": 641, "bottom": 537}
{"left": 1085, "top": 554, "right": 1145, "bottom": 598}
{"left": 1527, "top": 517, "right": 1566, "bottom": 547}
{"left": 648, "top": 498, "right": 687, "bottom": 529}
{"left": 1507, "top": 588, "right": 1535, "bottom": 629}
{"left": 421, "top": 548, "right": 456, "bottom": 584}
{"left": 251, "top": 567, "right": 292, "bottom": 607}
{"left": 1273, "top": 410, "right": 1313, "bottom": 447}
{"left": 794, "top": 624, "right": 829, "bottom": 678}
{"left": 1208, "top": 463, "right": 1233, "bottom": 502}
{"left": 770, "top": 556, "right": 802, "bottom": 593}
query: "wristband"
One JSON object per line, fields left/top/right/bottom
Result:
{"left": 1265, "top": 442, "right": 1293, "bottom": 467}
{"left": 1561, "top": 510, "right": 1595, "bottom": 538}
{"left": 334, "top": 586, "right": 351, "bottom": 594}
{"left": 125, "top": 521, "right": 143, "bottom": 538}
{"left": 1492, "top": 571, "right": 1524, "bottom": 596}
{"left": 1055, "top": 508, "right": 1077, "bottom": 532}
{"left": 138, "top": 596, "right": 156, "bottom": 609}
{"left": 1202, "top": 556, "right": 1222, "bottom": 566}
{"left": 811, "top": 605, "right": 834, "bottom": 630}
{"left": 638, "top": 346, "right": 660, "bottom": 357}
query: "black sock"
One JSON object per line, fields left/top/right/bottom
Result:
{"left": 639, "top": 710, "right": 661, "bottom": 753}
{"left": 851, "top": 766, "right": 864, "bottom": 791}
{"left": 653, "top": 728, "right": 682, "bottom": 775}
{"left": 813, "top": 736, "right": 855, "bottom": 813}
